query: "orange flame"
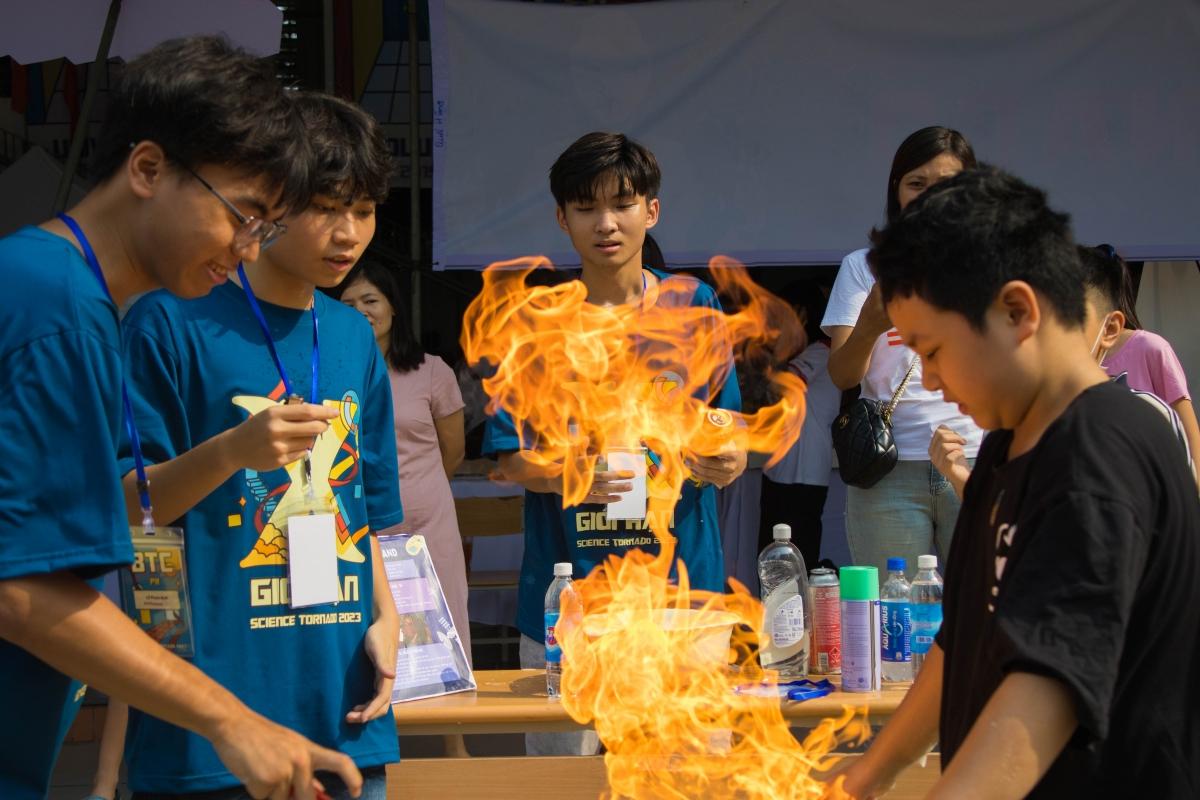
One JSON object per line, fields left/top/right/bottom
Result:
{"left": 462, "top": 257, "right": 866, "bottom": 797}
{"left": 555, "top": 556, "right": 869, "bottom": 799}
{"left": 461, "top": 256, "right": 805, "bottom": 546}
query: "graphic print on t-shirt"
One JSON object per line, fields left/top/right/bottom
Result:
{"left": 986, "top": 488, "right": 1018, "bottom": 613}
{"left": 233, "top": 381, "right": 369, "bottom": 568}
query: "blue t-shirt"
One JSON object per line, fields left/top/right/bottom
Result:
{"left": 482, "top": 271, "right": 742, "bottom": 641}
{"left": 119, "top": 283, "right": 404, "bottom": 793}
{"left": 0, "top": 227, "right": 133, "bottom": 799}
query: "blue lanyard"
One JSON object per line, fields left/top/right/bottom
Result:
{"left": 57, "top": 213, "right": 154, "bottom": 528}
{"left": 235, "top": 262, "right": 319, "bottom": 404}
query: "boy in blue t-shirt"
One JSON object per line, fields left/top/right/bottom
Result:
{"left": 482, "top": 132, "right": 745, "bottom": 755}
{"left": 119, "top": 93, "right": 402, "bottom": 798}
{"left": 0, "top": 38, "right": 362, "bottom": 800}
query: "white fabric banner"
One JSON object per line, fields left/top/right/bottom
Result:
{"left": 430, "top": 0, "right": 1200, "bottom": 269}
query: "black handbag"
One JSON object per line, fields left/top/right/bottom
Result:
{"left": 832, "top": 358, "right": 918, "bottom": 489}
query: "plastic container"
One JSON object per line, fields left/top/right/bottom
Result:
{"left": 758, "top": 524, "right": 811, "bottom": 678}
{"left": 839, "top": 566, "right": 881, "bottom": 692}
{"left": 544, "top": 562, "right": 576, "bottom": 698}
{"left": 880, "top": 557, "right": 912, "bottom": 682}
{"left": 911, "top": 554, "right": 944, "bottom": 679}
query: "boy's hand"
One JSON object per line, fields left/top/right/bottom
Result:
{"left": 212, "top": 708, "right": 362, "bottom": 799}
{"left": 929, "top": 425, "right": 971, "bottom": 499}
{"left": 582, "top": 470, "right": 635, "bottom": 504}
{"left": 685, "top": 449, "right": 747, "bottom": 488}
{"left": 223, "top": 403, "right": 337, "bottom": 472}
{"left": 346, "top": 615, "right": 399, "bottom": 725}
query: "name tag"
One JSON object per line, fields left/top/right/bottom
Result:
{"left": 120, "top": 526, "right": 195, "bottom": 657}
{"left": 287, "top": 513, "right": 339, "bottom": 608}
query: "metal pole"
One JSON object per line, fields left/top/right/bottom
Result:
{"left": 323, "top": 0, "right": 335, "bottom": 93}
{"left": 408, "top": 0, "right": 422, "bottom": 340}
{"left": 54, "top": 0, "right": 122, "bottom": 213}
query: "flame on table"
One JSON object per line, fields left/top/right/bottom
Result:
{"left": 462, "top": 256, "right": 868, "bottom": 798}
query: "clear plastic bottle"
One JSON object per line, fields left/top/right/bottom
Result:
{"left": 910, "top": 554, "right": 944, "bottom": 679}
{"left": 544, "top": 562, "right": 576, "bottom": 698}
{"left": 757, "top": 524, "right": 811, "bottom": 678}
{"left": 880, "top": 557, "right": 912, "bottom": 682}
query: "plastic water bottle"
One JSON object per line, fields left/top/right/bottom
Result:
{"left": 544, "top": 562, "right": 576, "bottom": 698}
{"left": 758, "top": 524, "right": 811, "bottom": 678}
{"left": 910, "top": 554, "right": 944, "bottom": 679}
{"left": 880, "top": 557, "right": 912, "bottom": 682}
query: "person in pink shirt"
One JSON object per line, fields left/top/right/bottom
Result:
{"left": 1089, "top": 245, "right": 1200, "bottom": 481}
{"left": 335, "top": 259, "right": 472, "bottom": 757}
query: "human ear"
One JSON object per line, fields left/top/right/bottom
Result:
{"left": 126, "top": 141, "right": 168, "bottom": 200}
{"left": 1100, "top": 310, "right": 1124, "bottom": 350}
{"left": 645, "top": 197, "right": 660, "bottom": 229}
{"left": 555, "top": 205, "right": 569, "bottom": 233}
{"left": 996, "top": 280, "right": 1040, "bottom": 343}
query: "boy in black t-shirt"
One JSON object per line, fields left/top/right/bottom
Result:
{"left": 836, "top": 168, "right": 1200, "bottom": 799}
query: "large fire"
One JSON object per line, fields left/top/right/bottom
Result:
{"left": 462, "top": 258, "right": 868, "bottom": 798}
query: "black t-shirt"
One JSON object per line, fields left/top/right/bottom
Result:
{"left": 938, "top": 380, "right": 1200, "bottom": 798}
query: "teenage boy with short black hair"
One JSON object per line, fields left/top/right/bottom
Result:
{"left": 838, "top": 168, "right": 1200, "bottom": 798}
{"left": 0, "top": 37, "right": 361, "bottom": 800}
{"left": 483, "top": 132, "right": 746, "bottom": 755}
{"left": 118, "top": 92, "right": 401, "bottom": 799}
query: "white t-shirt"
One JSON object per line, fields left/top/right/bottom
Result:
{"left": 821, "top": 248, "right": 983, "bottom": 461}
{"left": 765, "top": 341, "right": 841, "bottom": 486}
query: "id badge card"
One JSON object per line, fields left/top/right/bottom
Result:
{"left": 283, "top": 473, "right": 340, "bottom": 609}
{"left": 119, "top": 526, "right": 195, "bottom": 657}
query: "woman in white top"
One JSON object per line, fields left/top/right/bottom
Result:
{"left": 822, "top": 126, "right": 984, "bottom": 580}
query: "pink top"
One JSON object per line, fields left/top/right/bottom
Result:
{"left": 1104, "top": 330, "right": 1191, "bottom": 405}
{"left": 386, "top": 355, "right": 472, "bottom": 660}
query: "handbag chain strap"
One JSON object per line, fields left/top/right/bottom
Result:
{"left": 881, "top": 357, "right": 920, "bottom": 423}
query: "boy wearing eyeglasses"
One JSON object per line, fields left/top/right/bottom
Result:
{"left": 0, "top": 38, "right": 362, "bottom": 800}
{"left": 117, "top": 93, "right": 401, "bottom": 800}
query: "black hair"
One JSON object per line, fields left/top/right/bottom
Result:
{"left": 549, "top": 132, "right": 661, "bottom": 209}
{"left": 1079, "top": 244, "right": 1142, "bottom": 329}
{"left": 886, "top": 126, "right": 978, "bottom": 224}
{"left": 328, "top": 258, "right": 424, "bottom": 373}
{"left": 778, "top": 280, "right": 829, "bottom": 344}
{"left": 294, "top": 91, "right": 394, "bottom": 204}
{"left": 91, "top": 35, "right": 311, "bottom": 213}
{"left": 869, "top": 167, "right": 1087, "bottom": 331}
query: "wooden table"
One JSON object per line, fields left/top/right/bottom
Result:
{"left": 392, "top": 669, "right": 909, "bottom": 736}
{"left": 387, "top": 670, "right": 923, "bottom": 798}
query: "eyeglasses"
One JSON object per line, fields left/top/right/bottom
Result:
{"left": 184, "top": 166, "right": 287, "bottom": 252}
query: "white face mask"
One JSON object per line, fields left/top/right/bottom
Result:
{"left": 1089, "top": 312, "right": 1113, "bottom": 367}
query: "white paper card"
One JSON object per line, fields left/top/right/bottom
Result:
{"left": 286, "top": 513, "right": 339, "bottom": 608}
{"left": 605, "top": 449, "right": 647, "bottom": 520}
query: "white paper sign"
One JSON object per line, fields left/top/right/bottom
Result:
{"left": 286, "top": 513, "right": 339, "bottom": 608}
{"left": 605, "top": 449, "right": 647, "bottom": 520}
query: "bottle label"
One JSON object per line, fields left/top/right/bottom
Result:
{"left": 810, "top": 585, "right": 841, "bottom": 672}
{"left": 769, "top": 594, "right": 805, "bottom": 647}
{"left": 544, "top": 611, "right": 562, "bottom": 664}
{"left": 910, "top": 603, "right": 942, "bottom": 655}
{"left": 880, "top": 600, "right": 911, "bottom": 663}
{"left": 841, "top": 599, "right": 880, "bottom": 691}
